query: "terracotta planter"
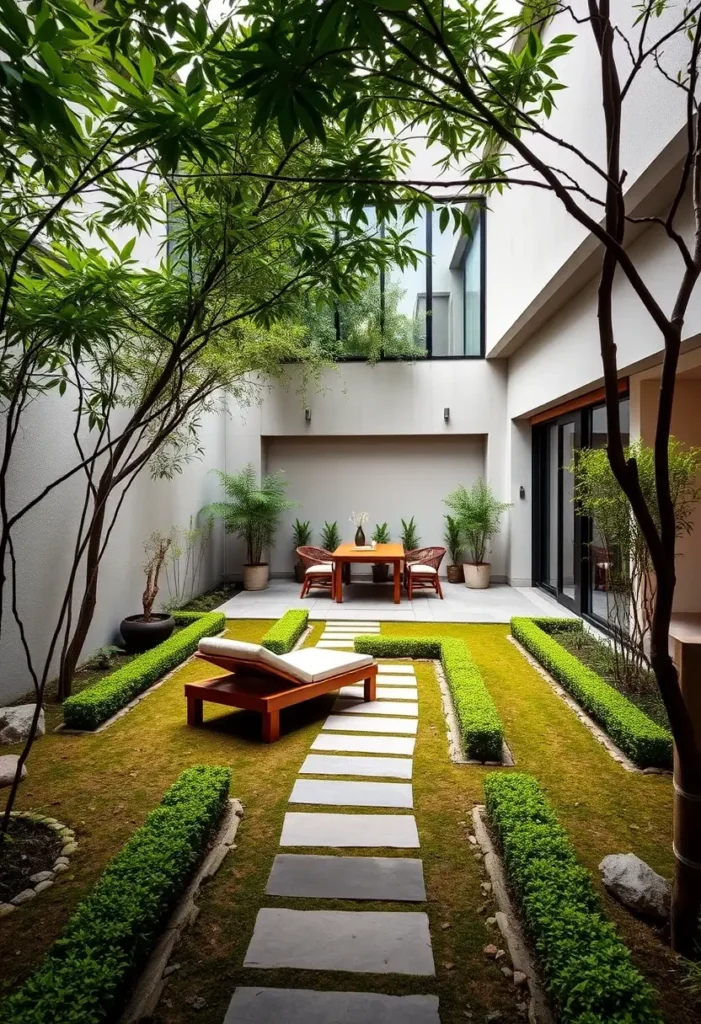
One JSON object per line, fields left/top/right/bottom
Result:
{"left": 243, "top": 563, "right": 269, "bottom": 591}
{"left": 464, "top": 562, "right": 491, "bottom": 589}
{"left": 372, "top": 563, "right": 390, "bottom": 583}
{"left": 120, "top": 613, "right": 175, "bottom": 653}
{"left": 446, "top": 564, "right": 465, "bottom": 584}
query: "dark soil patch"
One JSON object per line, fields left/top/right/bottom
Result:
{"left": 550, "top": 626, "right": 670, "bottom": 730}
{"left": 0, "top": 818, "right": 63, "bottom": 903}
{"left": 181, "top": 581, "right": 240, "bottom": 613}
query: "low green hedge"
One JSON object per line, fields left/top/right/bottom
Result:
{"left": 510, "top": 617, "right": 672, "bottom": 769}
{"left": 262, "top": 609, "right": 309, "bottom": 654}
{"left": 484, "top": 772, "right": 662, "bottom": 1024}
{"left": 62, "top": 611, "right": 225, "bottom": 731}
{"left": 4, "top": 765, "right": 231, "bottom": 1024}
{"left": 354, "top": 634, "right": 504, "bottom": 761}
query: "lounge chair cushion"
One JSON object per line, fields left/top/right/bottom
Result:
{"left": 409, "top": 563, "right": 437, "bottom": 575}
{"left": 198, "top": 637, "right": 373, "bottom": 686}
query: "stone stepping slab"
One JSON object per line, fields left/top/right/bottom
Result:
{"left": 339, "top": 685, "right": 417, "bottom": 701}
{"left": 321, "top": 621, "right": 381, "bottom": 627}
{"left": 377, "top": 674, "right": 417, "bottom": 686}
{"left": 280, "top": 812, "right": 420, "bottom": 848}
{"left": 317, "top": 640, "right": 355, "bottom": 648}
{"left": 265, "top": 854, "right": 426, "bottom": 901}
{"left": 376, "top": 664, "right": 416, "bottom": 675}
{"left": 332, "top": 699, "right": 419, "bottom": 717}
{"left": 289, "top": 779, "right": 413, "bottom": 809}
{"left": 243, "top": 908, "right": 435, "bottom": 975}
{"left": 300, "top": 753, "right": 413, "bottom": 779}
{"left": 224, "top": 987, "right": 440, "bottom": 1023}
{"left": 311, "top": 733, "right": 416, "bottom": 756}
{"left": 323, "top": 715, "right": 418, "bottom": 735}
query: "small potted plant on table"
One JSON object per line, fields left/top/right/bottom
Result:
{"left": 120, "top": 532, "right": 176, "bottom": 652}
{"left": 445, "top": 480, "right": 511, "bottom": 589}
{"left": 371, "top": 522, "right": 391, "bottom": 582}
{"left": 444, "top": 514, "right": 464, "bottom": 583}
{"left": 292, "top": 519, "right": 313, "bottom": 583}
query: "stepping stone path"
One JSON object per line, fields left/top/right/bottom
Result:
{"left": 226, "top": 621, "right": 439, "bottom": 1022}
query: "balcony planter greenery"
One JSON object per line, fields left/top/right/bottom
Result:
{"left": 292, "top": 519, "right": 312, "bottom": 583}
{"left": 203, "top": 464, "right": 298, "bottom": 591}
{"left": 445, "top": 480, "right": 511, "bottom": 589}
{"left": 371, "top": 522, "right": 391, "bottom": 582}
{"left": 120, "top": 533, "right": 175, "bottom": 653}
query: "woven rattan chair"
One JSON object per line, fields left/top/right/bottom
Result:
{"left": 404, "top": 546, "right": 445, "bottom": 600}
{"left": 297, "top": 546, "right": 335, "bottom": 599}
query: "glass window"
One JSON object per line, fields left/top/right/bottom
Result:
{"left": 384, "top": 210, "right": 427, "bottom": 354}
{"left": 462, "top": 212, "right": 483, "bottom": 356}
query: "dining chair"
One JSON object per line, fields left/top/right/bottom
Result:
{"left": 405, "top": 546, "right": 446, "bottom": 600}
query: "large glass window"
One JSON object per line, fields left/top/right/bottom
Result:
{"left": 462, "top": 212, "right": 483, "bottom": 357}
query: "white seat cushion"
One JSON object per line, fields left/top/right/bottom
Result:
{"left": 278, "top": 648, "right": 374, "bottom": 684}
{"left": 198, "top": 637, "right": 373, "bottom": 686}
{"left": 306, "top": 563, "right": 333, "bottom": 575}
{"left": 409, "top": 563, "right": 437, "bottom": 575}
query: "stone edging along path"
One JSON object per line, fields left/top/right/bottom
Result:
{"left": 0, "top": 811, "right": 77, "bottom": 917}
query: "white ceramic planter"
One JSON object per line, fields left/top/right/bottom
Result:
{"left": 463, "top": 562, "right": 491, "bottom": 589}
{"left": 243, "top": 563, "right": 270, "bottom": 591}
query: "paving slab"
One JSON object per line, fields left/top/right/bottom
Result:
{"left": 323, "top": 715, "right": 418, "bottom": 735}
{"left": 224, "top": 988, "right": 440, "bottom": 1023}
{"left": 339, "top": 685, "right": 417, "bottom": 701}
{"left": 332, "top": 699, "right": 419, "bottom": 717}
{"left": 265, "top": 854, "right": 426, "bottom": 901}
{"left": 300, "top": 753, "right": 412, "bottom": 779}
{"left": 317, "top": 640, "right": 355, "bottom": 648}
{"left": 377, "top": 673, "right": 417, "bottom": 686}
{"left": 289, "top": 778, "right": 413, "bottom": 808}
{"left": 376, "top": 664, "right": 417, "bottom": 675}
{"left": 243, "top": 909, "right": 435, "bottom": 975}
{"left": 311, "top": 733, "right": 416, "bottom": 755}
{"left": 280, "top": 812, "right": 420, "bottom": 848}
{"left": 320, "top": 620, "right": 381, "bottom": 626}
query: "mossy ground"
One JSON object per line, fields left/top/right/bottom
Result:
{"left": 0, "top": 620, "right": 694, "bottom": 1022}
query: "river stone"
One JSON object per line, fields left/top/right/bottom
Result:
{"left": 11, "top": 888, "right": 37, "bottom": 906}
{"left": 29, "top": 871, "right": 53, "bottom": 884}
{"left": 0, "top": 755, "right": 26, "bottom": 787}
{"left": 599, "top": 853, "right": 671, "bottom": 919}
{"left": 0, "top": 705, "right": 45, "bottom": 745}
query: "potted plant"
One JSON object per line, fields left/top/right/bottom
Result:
{"left": 120, "top": 532, "right": 176, "bottom": 652}
{"left": 444, "top": 514, "right": 464, "bottom": 583}
{"left": 292, "top": 518, "right": 312, "bottom": 583}
{"left": 320, "top": 520, "right": 341, "bottom": 553}
{"left": 445, "top": 480, "right": 511, "bottom": 589}
{"left": 204, "top": 464, "right": 298, "bottom": 590}
{"left": 400, "top": 516, "right": 420, "bottom": 551}
{"left": 371, "top": 522, "right": 391, "bottom": 582}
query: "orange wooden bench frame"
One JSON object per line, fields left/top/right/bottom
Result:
{"left": 185, "top": 652, "right": 378, "bottom": 742}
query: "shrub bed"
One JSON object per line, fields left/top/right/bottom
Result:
{"left": 354, "top": 634, "right": 504, "bottom": 761}
{"left": 62, "top": 611, "right": 225, "bottom": 731}
{"left": 261, "top": 609, "right": 309, "bottom": 654}
{"left": 4, "top": 765, "right": 231, "bottom": 1024}
{"left": 484, "top": 772, "right": 662, "bottom": 1024}
{"left": 510, "top": 617, "right": 672, "bottom": 769}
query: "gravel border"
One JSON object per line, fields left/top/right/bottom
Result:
{"left": 0, "top": 811, "right": 78, "bottom": 916}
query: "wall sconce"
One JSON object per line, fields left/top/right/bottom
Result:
{"left": 519, "top": 485, "right": 526, "bottom": 500}
{"left": 443, "top": 407, "right": 450, "bottom": 423}
{"left": 304, "top": 408, "right": 311, "bottom": 424}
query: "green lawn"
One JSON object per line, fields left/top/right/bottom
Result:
{"left": 0, "top": 621, "right": 692, "bottom": 1023}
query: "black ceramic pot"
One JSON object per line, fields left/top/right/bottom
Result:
{"left": 354, "top": 526, "right": 366, "bottom": 546}
{"left": 119, "top": 613, "right": 175, "bottom": 653}
{"left": 372, "top": 563, "right": 390, "bottom": 583}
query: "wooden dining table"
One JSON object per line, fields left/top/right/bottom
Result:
{"left": 332, "top": 542, "right": 405, "bottom": 604}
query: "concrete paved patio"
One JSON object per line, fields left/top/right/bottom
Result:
{"left": 216, "top": 579, "right": 574, "bottom": 623}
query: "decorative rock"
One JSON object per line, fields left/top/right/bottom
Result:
{"left": 34, "top": 880, "right": 54, "bottom": 893}
{"left": 494, "top": 948, "right": 506, "bottom": 961}
{"left": 500, "top": 966, "right": 512, "bottom": 978}
{"left": 61, "top": 842, "right": 78, "bottom": 856}
{"left": 483, "top": 944, "right": 499, "bottom": 959}
{"left": 0, "top": 705, "right": 45, "bottom": 745}
{"left": 11, "top": 888, "right": 37, "bottom": 906}
{"left": 163, "top": 963, "right": 181, "bottom": 978}
{"left": 53, "top": 864, "right": 70, "bottom": 874}
{"left": 0, "top": 903, "right": 16, "bottom": 917}
{"left": 513, "top": 970, "right": 528, "bottom": 987}
{"left": 486, "top": 1013, "right": 503, "bottom": 1024}
{"left": 599, "top": 853, "right": 671, "bottom": 920}
{"left": 54, "top": 857, "right": 70, "bottom": 867}
{"left": 485, "top": 916, "right": 497, "bottom": 927}
{"left": 29, "top": 871, "right": 53, "bottom": 884}
{"left": 0, "top": 755, "right": 26, "bottom": 788}
{"left": 468, "top": 835, "right": 477, "bottom": 845}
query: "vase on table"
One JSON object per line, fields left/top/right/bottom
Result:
{"left": 354, "top": 526, "right": 366, "bottom": 546}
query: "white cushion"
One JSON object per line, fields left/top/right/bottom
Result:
{"left": 278, "top": 648, "right": 374, "bottom": 684}
{"left": 198, "top": 637, "right": 373, "bottom": 686}
{"left": 306, "top": 563, "right": 333, "bottom": 575}
{"left": 409, "top": 563, "right": 437, "bottom": 575}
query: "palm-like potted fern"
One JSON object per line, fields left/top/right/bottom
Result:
{"left": 371, "top": 522, "right": 391, "bottom": 582}
{"left": 443, "top": 515, "right": 464, "bottom": 583}
{"left": 292, "top": 518, "right": 312, "bottom": 583}
{"left": 320, "top": 521, "right": 341, "bottom": 553}
{"left": 203, "top": 464, "right": 298, "bottom": 590}
{"left": 445, "top": 480, "right": 511, "bottom": 589}
{"left": 400, "top": 516, "right": 420, "bottom": 551}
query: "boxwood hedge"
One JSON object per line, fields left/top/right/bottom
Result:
{"left": 261, "top": 609, "right": 309, "bottom": 654}
{"left": 484, "top": 772, "right": 662, "bottom": 1024}
{"left": 4, "top": 765, "right": 231, "bottom": 1024}
{"left": 510, "top": 617, "right": 672, "bottom": 769}
{"left": 62, "top": 611, "right": 225, "bottom": 731}
{"left": 353, "top": 634, "right": 504, "bottom": 761}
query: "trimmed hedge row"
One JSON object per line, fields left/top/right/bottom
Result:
{"left": 353, "top": 634, "right": 504, "bottom": 761}
{"left": 4, "top": 765, "right": 231, "bottom": 1024}
{"left": 261, "top": 609, "right": 309, "bottom": 654}
{"left": 63, "top": 611, "right": 225, "bottom": 731}
{"left": 484, "top": 772, "right": 662, "bottom": 1024}
{"left": 510, "top": 617, "right": 672, "bottom": 769}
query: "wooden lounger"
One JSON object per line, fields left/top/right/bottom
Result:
{"left": 186, "top": 638, "right": 378, "bottom": 742}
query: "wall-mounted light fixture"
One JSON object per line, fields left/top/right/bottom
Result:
{"left": 305, "top": 408, "right": 312, "bottom": 424}
{"left": 519, "top": 485, "right": 526, "bottom": 500}
{"left": 443, "top": 407, "right": 450, "bottom": 423}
